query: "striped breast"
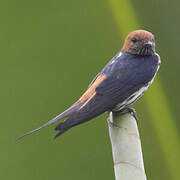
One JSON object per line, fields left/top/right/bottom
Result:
{"left": 113, "top": 54, "right": 161, "bottom": 112}
{"left": 112, "top": 83, "right": 150, "bottom": 111}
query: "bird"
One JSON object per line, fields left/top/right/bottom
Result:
{"left": 15, "top": 30, "right": 161, "bottom": 141}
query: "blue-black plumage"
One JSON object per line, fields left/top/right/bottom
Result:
{"left": 15, "top": 30, "right": 160, "bottom": 141}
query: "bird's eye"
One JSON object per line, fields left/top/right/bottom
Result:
{"left": 131, "top": 37, "right": 137, "bottom": 43}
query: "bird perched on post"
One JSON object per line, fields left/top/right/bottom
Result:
{"left": 15, "top": 30, "right": 161, "bottom": 141}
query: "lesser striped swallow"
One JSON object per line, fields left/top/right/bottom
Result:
{"left": 15, "top": 30, "right": 161, "bottom": 141}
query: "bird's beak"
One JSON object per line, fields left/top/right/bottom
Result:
{"left": 144, "top": 41, "right": 153, "bottom": 47}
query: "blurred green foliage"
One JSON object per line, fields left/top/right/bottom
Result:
{"left": 109, "top": 0, "right": 180, "bottom": 179}
{"left": 1, "top": 0, "right": 179, "bottom": 180}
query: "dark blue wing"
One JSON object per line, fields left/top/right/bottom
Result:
{"left": 54, "top": 52, "right": 160, "bottom": 137}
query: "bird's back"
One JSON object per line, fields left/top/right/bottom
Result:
{"left": 56, "top": 52, "right": 160, "bottom": 133}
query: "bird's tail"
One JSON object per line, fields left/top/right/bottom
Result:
{"left": 53, "top": 116, "right": 79, "bottom": 139}
{"left": 14, "top": 102, "right": 81, "bottom": 141}
{"left": 53, "top": 121, "right": 70, "bottom": 139}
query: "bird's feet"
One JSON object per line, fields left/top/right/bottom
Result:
{"left": 112, "top": 107, "right": 138, "bottom": 123}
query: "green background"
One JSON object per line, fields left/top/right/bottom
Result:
{"left": 1, "top": 0, "right": 180, "bottom": 179}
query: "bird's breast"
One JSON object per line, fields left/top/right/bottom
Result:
{"left": 113, "top": 82, "right": 150, "bottom": 111}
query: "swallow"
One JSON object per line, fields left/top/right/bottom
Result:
{"left": 15, "top": 30, "right": 161, "bottom": 141}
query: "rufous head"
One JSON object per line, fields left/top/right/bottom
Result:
{"left": 122, "top": 30, "right": 155, "bottom": 56}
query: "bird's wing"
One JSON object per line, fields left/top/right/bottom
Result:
{"left": 14, "top": 101, "right": 82, "bottom": 141}
{"left": 87, "top": 53, "right": 120, "bottom": 88}
{"left": 54, "top": 57, "right": 152, "bottom": 138}
{"left": 15, "top": 73, "right": 107, "bottom": 141}
{"left": 15, "top": 69, "right": 109, "bottom": 141}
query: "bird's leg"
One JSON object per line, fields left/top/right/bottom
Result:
{"left": 112, "top": 107, "right": 138, "bottom": 123}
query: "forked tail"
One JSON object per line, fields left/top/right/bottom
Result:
{"left": 14, "top": 102, "right": 81, "bottom": 141}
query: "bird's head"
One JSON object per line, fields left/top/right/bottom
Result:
{"left": 122, "top": 30, "right": 155, "bottom": 56}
